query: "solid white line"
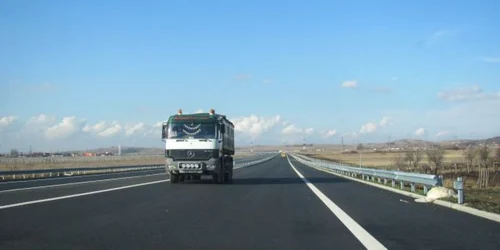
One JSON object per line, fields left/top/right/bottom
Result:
{"left": 286, "top": 156, "right": 387, "bottom": 250}
{"left": 0, "top": 179, "right": 169, "bottom": 210}
{"left": 0, "top": 173, "right": 166, "bottom": 193}
{"left": 0, "top": 169, "right": 162, "bottom": 185}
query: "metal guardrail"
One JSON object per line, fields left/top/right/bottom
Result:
{"left": 0, "top": 164, "right": 165, "bottom": 181}
{"left": 0, "top": 154, "right": 278, "bottom": 182}
{"left": 234, "top": 154, "right": 277, "bottom": 169}
{"left": 290, "top": 153, "right": 442, "bottom": 194}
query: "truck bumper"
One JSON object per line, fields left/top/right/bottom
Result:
{"left": 165, "top": 158, "right": 221, "bottom": 175}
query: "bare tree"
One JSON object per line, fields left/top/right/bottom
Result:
{"left": 393, "top": 153, "right": 406, "bottom": 171}
{"left": 463, "top": 145, "right": 477, "bottom": 173}
{"left": 477, "top": 145, "right": 490, "bottom": 168}
{"left": 356, "top": 143, "right": 364, "bottom": 150}
{"left": 412, "top": 148, "right": 423, "bottom": 170}
{"left": 496, "top": 147, "right": 500, "bottom": 162}
{"left": 404, "top": 150, "right": 414, "bottom": 169}
{"left": 426, "top": 146, "right": 445, "bottom": 175}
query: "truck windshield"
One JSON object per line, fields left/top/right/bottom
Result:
{"left": 167, "top": 122, "right": 216, "bottom": 139}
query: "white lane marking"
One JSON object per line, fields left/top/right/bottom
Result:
{"left": 0, "top": 159, "right": 261, "bottom": 193}
{"left": 0, "top": 169, "right": 162, "bottom": 185}
{"left": 287, "top": 156, "right": 387, "bottom": 250}
{"left": 0, "top": 173, "right": 166, "bottom": 194}
{"left": 0, "top": 179, "right": 169, "bottom": 210}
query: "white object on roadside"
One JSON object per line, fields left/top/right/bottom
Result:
{"left": 415, "top": 186, "right": 457, "bottom": 203}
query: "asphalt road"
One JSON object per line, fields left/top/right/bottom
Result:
{"left": 0, "top": 169, "right": 164, "bottom": 192}
{"left": 0, "top": 156, "right": 499, "bottom": 250}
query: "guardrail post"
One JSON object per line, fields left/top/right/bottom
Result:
{"left": 400, "top": 181, "right": 404, "bottom": 190}
{"left": 391, "top": 180, "right": 395, "bottom": 187}
{"left": 362, "top": 175, "right": 365, "bottom": 180}
{"left": 423, "top": 186, "right": 429, "bottom": 194}
{"left": 454, "top": 177, "right": 464, "bottom": 204}
{"left": 377, "top": 178, "right": 381, "bottom": 183}
{"left": 410, "top": 183, "right": 415, "bottom": 192}
{"left": 383, "top": 179, "right": 387, "bottom": 185}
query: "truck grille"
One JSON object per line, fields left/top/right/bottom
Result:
{"left": 167, "top": 149, "right": 218, "bottom": 161}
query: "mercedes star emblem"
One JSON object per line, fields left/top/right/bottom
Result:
{"left": 187, "top": 150, "right": 195, "bottom": 158}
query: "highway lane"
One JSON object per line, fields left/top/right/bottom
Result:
{"left": 1, "top": 156, "right": 499, "bottom": 249}
{"left": 0, "top": 157, "right": 366, "bottom": 250}
{"left": 0, "top": 172, "right": 168, "bottom": 207}
{"left": 288, "top": 157, "right": 500, "bottom": 250}
{"left": 0, "top": 154, "right": 269, "bottom": 192}
{"left": 0, "top": 169, "right": 164, "bottom": 192}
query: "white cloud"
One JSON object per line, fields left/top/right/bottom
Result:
{"left": 231, "top": 114, "right": 281, "bottom": 138}
{"left": 341, "top": 80, "right": 358, "bottom": 88}
{"left": 323, "top": 129, "right": 337, "bottom": 138}
{"left": 360, "top": 122, "right": 377, "bottom": 133}
{"left": 144, "top": 121, "right": 163, "bottom": 137}
{"left": 480, "top": 57, "right": 500, "bottom": 63}
{"left": 282, "top": 124, "right": 303, "bottom": 135}
{"left": 438, "top": 85, "right": 500, "bottom": 102}
{"left": 415, "top": 128, "right": 426, "bottom": 136}
{"left": 194, "top": 109, "right": 205, "bottom": 113}
{"left": 436, "top": 131, "right": 450, "bottom": 137}
{"left": 380, "top": 117, "right": 392, "bottom": 127}
{"left": 125, "top": 122, "right": 145, "bottom": 136}
{"left": 281, "top": 124, "right": 315, "bottom": 136}
{"left": 26, "top": 113, "right": 56, "bottom": 125}
{"left": 45, "top": 116, "right": 84, "bottom": 139}
{"left": 82, "top": 121, "right": 107, "bottom": 133}
{"left": 97, "top": 122, "right": 122, "bottom": 137}
{"left": 0, "top": 116, "right": 17, "bottom": 129}
{"left": 83, "top": 121, "right": 123, "bottom": 137}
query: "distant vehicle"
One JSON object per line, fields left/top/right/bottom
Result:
{"left": 162, "top": 109, "right": 235, "bottom": 184}
{"left": 281, "top": 152, "right": 286, "bottom": 158}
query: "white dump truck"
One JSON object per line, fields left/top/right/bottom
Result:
{"left": 161, "top": 109, "right": 235, "bottom": 184}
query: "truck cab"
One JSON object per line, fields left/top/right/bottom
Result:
{"left": 162, "top": 109, "right": 235, "bottom": 184}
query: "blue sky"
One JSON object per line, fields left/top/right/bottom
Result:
{"left": 1, "top": 0, "right": 500, "bottom": 151}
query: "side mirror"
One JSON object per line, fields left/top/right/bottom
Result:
{"left": 162, "top": 123, "right": 167, "bottom": 140}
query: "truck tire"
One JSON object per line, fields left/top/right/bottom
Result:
{"left": 225, "top": 167, "right": 233, "bottom": 184}
{"left": 224, "top": 157, "right": 232, "bottom": 183}
{"left": 170, "top": 173, "right": 179, "bottom": 183}
{"left": 212, "top": 173, "right": 219, "bottom": 184}
{"left": 193, "top": 174, "right": 201, "bottom": 181}
{"left": 179, "top": 174, "right": 185, "bottom": 182}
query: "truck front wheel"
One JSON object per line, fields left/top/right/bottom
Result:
{"left": 170, "top": 173, "right": 179, "bottom": 183}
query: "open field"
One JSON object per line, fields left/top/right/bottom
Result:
{"left": 303, "top": 150, "right": 468, "bottom": 169}
{"left": 0, "top": 152, "right": 256, "bottom": 171}
{"left": 302, "top": 149, "right": 500, "bottom": 214}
